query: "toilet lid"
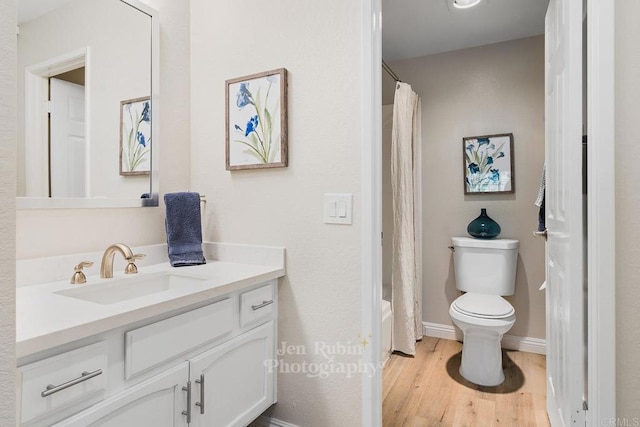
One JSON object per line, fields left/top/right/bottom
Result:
{"left": 453, "top": 293, "right": 515, "bottom": 318}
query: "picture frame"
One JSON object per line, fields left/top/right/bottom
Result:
{"left": 225, "top": 68, "right": 288, "bottom": 170}
{"left": 462, "top": 133, "right": 515, "bottom": 194}
{"left": 120, "top": 96, "right": 151, "bottom": 176}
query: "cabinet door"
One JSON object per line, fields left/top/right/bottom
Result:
{"left": 53, "top": 362, "right": 190, "bottom": 427}
{"left": 189, "top": 321, "right": 275, "bottom": 427}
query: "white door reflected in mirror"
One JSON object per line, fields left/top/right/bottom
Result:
{"left": 50, "top": 77, "right": 86, "bottom": 198}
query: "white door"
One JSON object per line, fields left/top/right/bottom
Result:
{"left": 50, "top": 77, "right": 86, "bottom": 198}
{"left": 189, "top": 321, "right": 275, "bottom": 427}
{"left": 544, "top": 0, "right": 585, "bottom": 425}
{"left": 53, "top": 362, "right": 189, "bottom": 427}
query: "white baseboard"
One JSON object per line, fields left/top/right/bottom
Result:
{"left": 254, "top": 415, "right": 300, "bottom": 427}
{"left": 422, "top": 322, "right": 546, "bottom": 355}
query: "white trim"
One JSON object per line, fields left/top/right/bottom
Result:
{"left": 422, "top": 322, "right": 547, "bottom": 355}
{"left": 586, "top": 0, "right": 616, "bottom": 422}
{"left": 422, "top": 322, "right": 461, "bottom": 341}
{"left": 360, "top": 0, "right": 383, "bottom": 426}
{"left": 254, "top": 416, "right": 300, "bottom": 427}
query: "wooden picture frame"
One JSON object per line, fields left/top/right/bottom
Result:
{"left": 225, "top": 68, "right": 288, "bottom": 170}
{"left": 120, "top": 96, "right": 151, "bottom": 176}
{"left": 463, "top": 133, "right": 515, "bottom": 194}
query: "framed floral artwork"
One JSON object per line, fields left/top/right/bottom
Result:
{"left": 120, "top": 96, "right": 151, "bottom": 176}
{"left": 225, "top": 68, "right": 288, "bottom": 170}
{"left": 463, "top": 133, "right": 515, "bottom": 194}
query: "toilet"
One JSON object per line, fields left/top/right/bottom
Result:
{"left": 449, "top": 236, "right": 519, "bottom": 386}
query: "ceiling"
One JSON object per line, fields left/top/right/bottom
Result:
{"left": 18, "top": 0, "right": 75, "bottom": 24}
{"left": 382, "top": 0, "right": 550, "bottom": 61}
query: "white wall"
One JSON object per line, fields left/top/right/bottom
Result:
{"left": 387, "top": 36, "right": 546, "bottom": 339}
{"left": 615, "top": 0, "right": 640, "bottom": 417}
{"left": 190, "top": 1, "right": 363, "bottom": 425}
{"left": 17, "top": 0, "right": 151, "bottom": 199}
{"left": 0, "top": 0, "right": 17, "bottom": 423}
{"left": 16, "top": 0, "right": 191, "bottom": 260}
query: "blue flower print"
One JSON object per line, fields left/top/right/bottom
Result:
{"left": 141, "top": 102, "right": 150, "bottom": 123}
{"left": 236, "top": 83, "right": 253, "bottom": 108}
{"left": 122, "top": 99, "right": 151, "bottom": 173}
{"left": 136, "top": 131, "right": 146, "bottom": 147}
{"left": 464, "top": 135, "right": 510, "bottom": 192}
{"left": 244, "top": 115, "right": 259, "bottom": 137}
{"left": 230, "top": 74, "right": 282, "bottom": 165}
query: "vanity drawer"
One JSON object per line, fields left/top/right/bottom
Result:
{"left": 240, "top": 282, "right": 275, "bottom": 327}
{"left": 19, "top": 341, "right": 107, "bottom": 425}
{"left": 125, "top": 297, "right": 233, "bottom": 378}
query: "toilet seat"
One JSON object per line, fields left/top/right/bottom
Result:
{"left": 452, "top": 293, "right": 515, "bottom": 319}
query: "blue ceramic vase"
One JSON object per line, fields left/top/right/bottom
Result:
{"left": 467, "top": 208, "right": 501, "bottom": 239}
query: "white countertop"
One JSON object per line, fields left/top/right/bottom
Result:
{"left": 17, "top": 243, "right": 285, "bottom": 359}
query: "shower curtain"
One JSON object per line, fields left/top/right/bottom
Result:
{"left": 391, "top": 82, "right": 423, "bottom": 356}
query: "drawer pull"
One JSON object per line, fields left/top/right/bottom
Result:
{"left": 41, "top": 369, "right": 103, "bottom": 397}
{"left": 251, "top": 300, "right": 274, "bottom": 311}
{"left": 182, "top": 381, "right": 192, "bottom": 423}
{"left": 195, "top": 374, "right": 205, "bottom": 414}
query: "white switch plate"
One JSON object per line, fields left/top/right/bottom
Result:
{"left": 324, "top": 194, "right": 353, "bottom": 225}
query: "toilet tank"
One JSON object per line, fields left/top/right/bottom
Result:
{"left": 451, "top": 237, "right": 519, "bottom": 295}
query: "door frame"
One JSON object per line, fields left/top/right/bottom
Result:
{"left": 23, "top": 47, "right": 90, "bottom": 197}
{"left": 586, "top": 0, "right": 616, "bottom": 421}
{"left": 359, "top": 0, "right": 616, "bottom": 425}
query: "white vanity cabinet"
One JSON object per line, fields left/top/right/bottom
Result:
{"left": 18, "top": 280, "right": 278, "bottom": 427}
{"left": 53, "top": 362, "right": 190, "bottom": 427}
{"left": 189, "top": 321, "right": 275, "bottom": 427}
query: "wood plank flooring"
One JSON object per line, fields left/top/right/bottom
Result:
{"left": 383, "top": 338, "right": 549, "bottom": 427}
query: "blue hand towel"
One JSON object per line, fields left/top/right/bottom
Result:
{"left": 164, "top": 192, "right": 206, "bottom": 267}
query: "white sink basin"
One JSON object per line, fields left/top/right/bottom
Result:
{"left": 55, "top": 272, "right": 208, "bottom": 305}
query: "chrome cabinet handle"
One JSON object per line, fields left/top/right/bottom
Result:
{"left": 41, "top": 369, "right": 102, "bottom": 397}
{"left": 195, "top": 374, "right": 205, "bottom": 414}
{"left": 251, "top": 300, "right": 274, "bottom": 311}
{"left": 182, "top": 381, "right": 192, "bottom": 423}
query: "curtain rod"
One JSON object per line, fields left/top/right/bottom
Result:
{"left": 382, "top": 60, "right": 401, "bottom": 82}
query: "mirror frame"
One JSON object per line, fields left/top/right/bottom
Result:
{"left": 16, "top": 0, "right": 159, "bottom": 209}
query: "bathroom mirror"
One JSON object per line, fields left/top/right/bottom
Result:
{"left": 16, "top": 0, "right": 159, "bottom": 209}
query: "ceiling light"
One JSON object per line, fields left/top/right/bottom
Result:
{"left": 452, "top": 0, "right": 482, "bottom": 9}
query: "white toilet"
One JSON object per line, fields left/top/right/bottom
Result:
{"left": 449, "top": 236, "right": 519, "bottom": 386}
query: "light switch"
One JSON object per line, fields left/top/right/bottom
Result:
{"left": 324, "top": 194, "right": 353, "bottom": 225}
{"left": 328, "top": 201, "right": 337, "bottom": 217}
{"left": 338, "top": 201, "right": 347, "bottom": 218}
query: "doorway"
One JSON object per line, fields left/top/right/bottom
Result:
{"left": 361, "top": 0, "right": 615, "bottom": 425}
{"left": 23, "top": 48, "right": 88, "bottom": 198}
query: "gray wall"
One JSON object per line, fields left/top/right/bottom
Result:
{"left": 615, "top": 0, "right": 640, "bottom": 417}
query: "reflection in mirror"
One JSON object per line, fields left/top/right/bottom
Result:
{"left": 16, "top": 0, "right": 158, "bottom": 208}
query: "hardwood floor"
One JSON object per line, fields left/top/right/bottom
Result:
{"left": 382, "top": 338, "right": 550, "bottom": 427}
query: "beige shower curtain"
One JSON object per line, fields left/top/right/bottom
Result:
{"left": 391, "top": 82, "right": 423, "bottom": 356}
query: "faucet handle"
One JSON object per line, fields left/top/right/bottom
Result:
{"left": 71, "top": 261, "right": 94, "bottom": 285}
{"left": 124, "top": 253, "right": 146, "bottom": 274}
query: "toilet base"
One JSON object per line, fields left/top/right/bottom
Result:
{"left": 459, "top": 331, "right": 505, "bottom": 386}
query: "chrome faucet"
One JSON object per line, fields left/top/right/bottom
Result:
{"left": 100, "top": 243, "right": 145, "bottom": 278}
